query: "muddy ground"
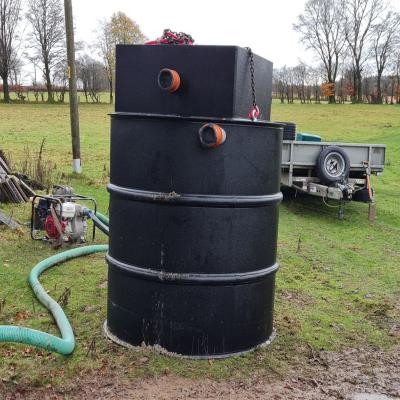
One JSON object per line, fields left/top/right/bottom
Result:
{"left": 2, "top": 346, "right": 399, "bottom": 400}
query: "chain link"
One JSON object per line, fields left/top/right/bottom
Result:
{"left": 146, "top": 29, "right": 194, "bottom": 46}
{"left": 161, "top": 29, "right": 194, "bottom": 45}
{"left": 245, "top": 47, "right": 260, "bottom": 121}
{"left": 246, "top": 47, "right": 257, "bottom": 108}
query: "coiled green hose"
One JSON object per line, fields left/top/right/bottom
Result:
{"left": 0, "top": 245, "right": 108, "bottom": 355}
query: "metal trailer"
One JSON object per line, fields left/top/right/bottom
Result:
{"left": 280, "top": 140, "right": 386, "bottom": 219}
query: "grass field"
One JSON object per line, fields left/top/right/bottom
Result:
{"left": 0, "top": 101, "right": 399, "bottom": 392}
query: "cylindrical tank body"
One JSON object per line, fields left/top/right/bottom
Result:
{"left": 106, "top": 113, "right": 282, "bottom": 358}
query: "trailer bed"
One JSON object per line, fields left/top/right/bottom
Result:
{"left": 280, "top": 140, "right": 386, "bottom": 219}
{"left": 282, "top": 141, "right": 385, "bottom": 173}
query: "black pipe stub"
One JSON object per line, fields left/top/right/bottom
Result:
{"left": 157, "top": 68, "right": 181, "bottom": 92}
{"left": 198, "top": 123, "right": 226, "bottom": 149}
{"left": 275, "top": 121, "right": 296, "bottom": 140}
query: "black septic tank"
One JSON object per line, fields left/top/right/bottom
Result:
{"left": 105, "top": 44, "right": 283, "bottom": 358}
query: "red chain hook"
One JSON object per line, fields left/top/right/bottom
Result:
{"left": 248, "top": 105, "right": 260, "bottom": 121}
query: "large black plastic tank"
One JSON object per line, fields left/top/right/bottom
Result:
{"left": 115, "top": 45, "right": 273, "bottom": 120}
{"left": 106, "top": 45, "right": 282, "bottom": 358}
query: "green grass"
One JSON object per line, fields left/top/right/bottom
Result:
{"left": 0, "top": 101, "right": 399, "bottom": 389}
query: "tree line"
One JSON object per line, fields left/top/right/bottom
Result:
{"left": 1, "top": 0, "right": 399, "bottom": 105}
{"left": 277, "top": 0, "right": 400, "bottom": 104}
{"left": 0, "top": 0, "right": 146, "bottom": 104}
{"left": 273, "top": 58, "right": 400, "bottom": 104}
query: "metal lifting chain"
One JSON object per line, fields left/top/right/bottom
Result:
{"left": 146, "top": 29, "right": 195, "bottom": 45}
{"left": 245, "top": 47, "right": 260, "bottom": 121}
{"left": 162, "top": 29, "right": 194, "bottom": 45}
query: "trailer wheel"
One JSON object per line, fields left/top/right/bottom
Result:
{"left": 317, "top": 146, "right": 350, "bottom": 184}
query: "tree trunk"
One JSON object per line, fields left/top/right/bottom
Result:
{"left": 44, "top": 63, "right": 54, "bottom": 103}
{"left": 376, "top": 73, "right": 383, "bottom": 104}
{"left": 109, "top": 78, "right": 113, "bottom": 104}
{"left": 351, "top": 69, "right": 357, "bottom": 103}
{"left": 390, "top": 79, "right": 394, "bottom": 104}
{"left": 356, "top": 70, "right": 363, "bottom": 103}
{"left": 83, "top": 83, "right": 88, "bottom": 102}
{"left": 1, "top": 76, "right": 11, "bottom": 103}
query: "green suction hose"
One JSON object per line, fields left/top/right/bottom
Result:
{"left": 94, "top": 210, "right": 109, "bottom": 226}
{"left": 0, "top": 244, "right": 108, "bottom": 355}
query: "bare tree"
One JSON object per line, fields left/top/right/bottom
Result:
{"left": 26, "top": 0, "right": 65, "bottom": 103}
{"left": 76, "top": 54, "right": 90, "bottom": 102}
{"left": 53, "top": 61, "right": 68, "bottom": 102}
{"left": 0, "top": 0, "right": 22, "bottom": 103}
{"left": 276, "top": 66, "right": 295, "bottom": 103}
{"left": 97, "top": 19, "right": 114, "bottom": 104}
{"left": 287, "top": 67, "right": 296, "bottom": 103}
{"left": 294, "top": 0, "right": 347, "bottom": 103}
{"left": 344, "top": 0, "right": 386, "bottom": 103}
{"left": 371, "top": 10, "right": 400, "bottom": 103}
{"left": 381, "top": 75, "right": 392, "bottom": 104}
{"left": 362, "top": 72, "right": 375, "bottom": 103}
{"left": 293, "top": 62, "right": 309, "bottom": 103}
{"left": 77, "top": 54, "right": 108, "bottom": 103}
{"left": 11, "top": 60, "right": 26, "bottom": 101}
{"left": 394, "top": 51, "right": 400, "bottom": 104}
{"left": 110, "top": 11, "right": 146, "bottom": 45}
{"left": 309, "top": 66, "right": 324, "bottom": 103}
{"left": 97, "top": 12, "right": 146, "bottom": 104}
{"left": 273, "top": 68, "right": 289, "bottom": 103}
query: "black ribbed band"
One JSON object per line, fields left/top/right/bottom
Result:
{"left": 106, "top": 253, "right": 279, "bottom": 285}
{"left": 110, "top": 111, "right": 285, "bottom": 129}
{"left": 107, "top": 183, "right": 282, "bottom": 207}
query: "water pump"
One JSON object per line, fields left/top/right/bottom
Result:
{"left": 31, "top": 185, "right": 97, "bottom": 246}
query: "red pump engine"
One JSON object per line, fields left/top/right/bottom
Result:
{"left": 44, "top": 215, "right": 67, "bottom": 239}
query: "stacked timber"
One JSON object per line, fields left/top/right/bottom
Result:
{"left": 0, "top": 152, "right": 35, "bottom": 203}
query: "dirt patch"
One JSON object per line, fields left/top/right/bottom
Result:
{"left": 278, "top": 290, "right": 315, "bottom": 306}
{"left": 2, "top": 346, "right": 399, "bottom": 400}
{"left": 97, "top": 280, "right": 108, "bottom": 289}
{"left": 310, "top": 347, "right": 400, "bottom": 399}
{"left": 358, "top": 298, "right": 400, "bottom": 338}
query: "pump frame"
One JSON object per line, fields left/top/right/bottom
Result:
{"left": 30, "top": 194, "right": 98, "bottom": 242}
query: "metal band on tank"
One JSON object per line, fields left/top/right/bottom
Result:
{"left": 110, "top": 112, "right": 284, "bottom": 130}
{"left": 106, "top": 253, "right": 279, "bottom": 285}
{"left": 107, "top": 184, "right": 283, "bottom": 207}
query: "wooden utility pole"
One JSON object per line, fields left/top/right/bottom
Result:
{"left": 64, "top": 0, "right": 81, "bottom": 173}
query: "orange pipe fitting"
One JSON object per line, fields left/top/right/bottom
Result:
{"left": 198, "top": 124, "right": 227, "bottom": 149}
{"left": 158, "top": 68, "right": 181, "bottom": 93}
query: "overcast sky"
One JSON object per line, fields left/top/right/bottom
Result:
{"left": 19, "top": 0, "right": 400, "bottom": 83}
{"left": 71, "top": 0, "right": 400, "bottom": 69}
{"left": 73, "top": 0, "right": 306, "bottom": 67}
